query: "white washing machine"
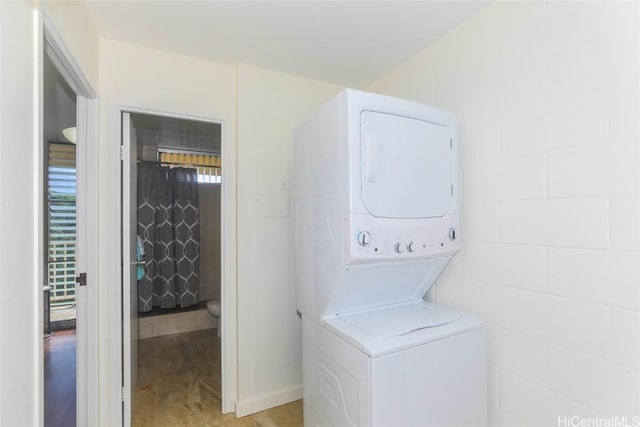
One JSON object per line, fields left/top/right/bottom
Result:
{"left": 293, "top": 89, "right": 486, "bottom": 427}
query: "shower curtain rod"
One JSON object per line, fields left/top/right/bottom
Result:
{"left": 157, "top": 147, "right": 221, "bottom": 156}
{"left": 136, "top": 159, "right": 221, "bottom": 171}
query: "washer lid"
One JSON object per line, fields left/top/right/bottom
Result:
{"left": 323, "top": 302, "right": 482, "bottom": 358}
{"left": 337, "top": 302, "right": 460, "bottom": 338}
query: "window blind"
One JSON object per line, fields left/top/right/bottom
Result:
{"left": 47, "top": 143, "right": 77, "bottom": 305}
{"left": 159, "top": 151, "right": 222, "bottom": 184}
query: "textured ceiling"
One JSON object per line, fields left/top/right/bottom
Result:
{"left": 46, "top": 1, "right": 487, "bottom": 147}
{"left": 85, "top": 1, "right": 487, "bottom": 88}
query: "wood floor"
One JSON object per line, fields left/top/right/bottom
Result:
{"left": 44, "top": 329, "right": 76, "bottom": 427}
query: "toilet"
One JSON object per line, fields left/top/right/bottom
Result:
{"left": 206, "top": 299, "right": 221, "bottom": 338}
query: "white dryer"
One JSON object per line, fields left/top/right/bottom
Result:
{"left": 293, "top": 89, "right": 486, "bottom": 427}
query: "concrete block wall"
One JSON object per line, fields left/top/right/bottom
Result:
{"left": 370, "top": 2, "right": 640, "bottom": 425}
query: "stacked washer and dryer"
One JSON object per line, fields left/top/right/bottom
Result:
{"left": 293, "top": 89, "right": 487, "bottom": 427}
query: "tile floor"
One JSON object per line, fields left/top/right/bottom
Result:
{"left": 133, "top": 329, "right": 303, "bottom": 427}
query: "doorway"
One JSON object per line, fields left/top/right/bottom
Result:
{"left": 42, "top": 51, "right": 78, "bottom": 427}
{"left": 41, "top": 12, "right": 100, "bottom": 427}
{"left": 118, "top": 109, "right": 229, "bottom": 426}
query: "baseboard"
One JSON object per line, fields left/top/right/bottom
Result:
{"left": 235, "top": 385, "right": 303, "bottom": 417}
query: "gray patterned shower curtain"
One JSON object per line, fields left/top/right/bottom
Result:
{"left": 137, "top": 164, "right": 200, "bottom": 312}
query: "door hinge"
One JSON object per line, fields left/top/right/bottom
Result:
{"left": 450, "top": 138, "right": 453, "bottom": 149}
{"left": 76, "top": 272, "right": 87, "bottom": 287}
{"left": 451, "top": 185, "right": 454, "bottom": 195}
{"left": 121, "top": 386, "right": 126, "bottom": 402}
{"left": 120, "top": 145, "right": 128, "bottom": 160}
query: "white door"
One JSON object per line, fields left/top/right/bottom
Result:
{"left": 121, "top": 112, "right": 138, "bottom": 426}
{"left": 360, "top": 111, "right": 453, "bottom": 218}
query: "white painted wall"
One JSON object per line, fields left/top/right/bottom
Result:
{"left": 42, "top": 1, "right": 100, "bottom": 91}
{"left": 0, "top": 2, "right": 98, "bottom": 425}
{"left": 235, "top": 63, "right": 341, "bottom": 415}
{"left": 98, "top": 42, "right": 343, "bottom": 419}
{"left": 0, "top": 1, "right": 38, "bottom": 425}
{"left": 370, "top": 2, "right": 640, "bottom": 425}
{"left": 97, "top": 38, "right": 236, "bottom": 424}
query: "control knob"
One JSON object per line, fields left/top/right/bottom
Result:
{"left": 394, "top": 242, "right": 403, "bottom": 254}
{"left": 449, "top": 228, "right": 457, "bottom": 241}
{"left": 407, "top": 242, "right": 415, "bottom": 253}
{"left": 357, "top": 231, "right": 372, "bottom": 246}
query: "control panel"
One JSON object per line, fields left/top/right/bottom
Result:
{"left": 349, "top": 220, "right": 459, "bottom": 263}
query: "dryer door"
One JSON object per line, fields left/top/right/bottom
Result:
{"left": 361, "top": 111, "right": 453, "bottom": 218}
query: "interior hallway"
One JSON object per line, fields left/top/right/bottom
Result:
{"left": 134, "top": 329, "right": 302, "bottom": 426}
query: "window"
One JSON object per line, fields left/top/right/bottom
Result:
{"left": 159, "top": 150, "right": 221, "bottom": 184}
{"left": 47, "top": 143, "right": 76, "bottom": 311}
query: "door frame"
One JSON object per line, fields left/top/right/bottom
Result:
{"left": 41, "top": 11, "right": 99, "bottom": 427}
{"left": 108, "top": 104, "right": 237, "bottom": 425}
